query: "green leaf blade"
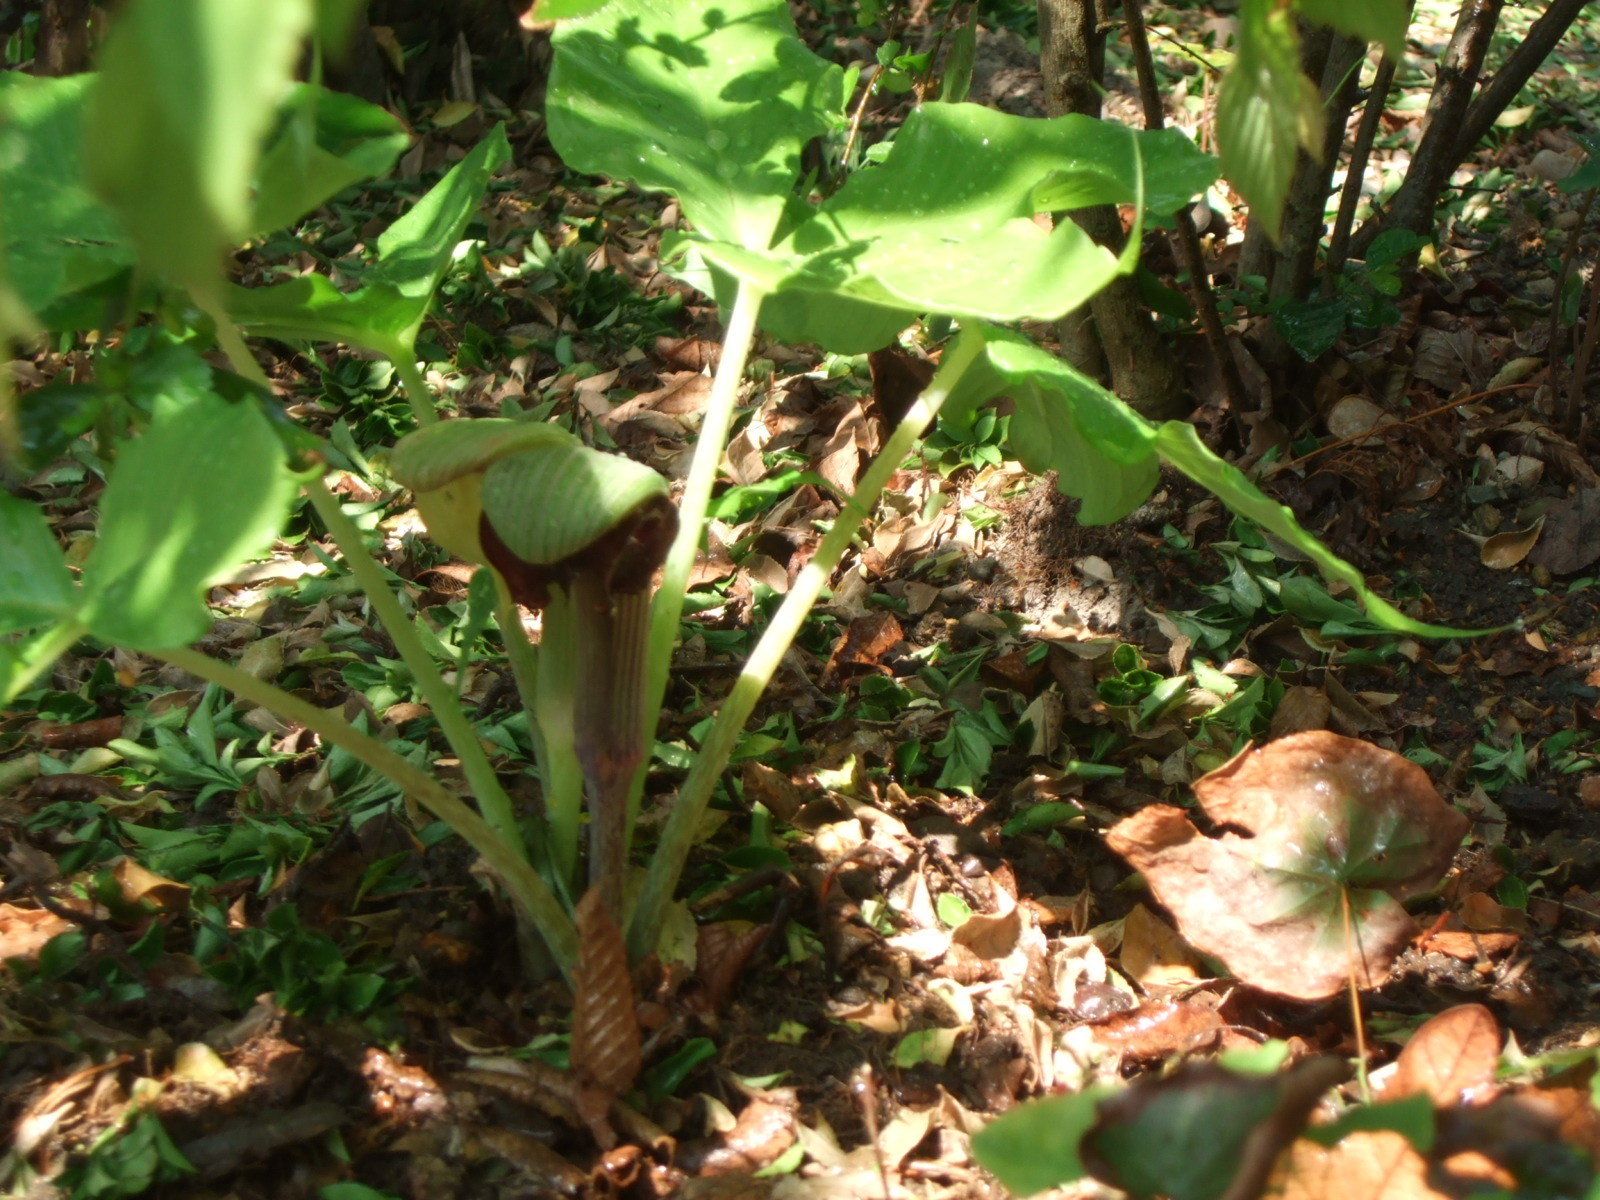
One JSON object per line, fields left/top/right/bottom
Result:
{"left": 80, "top": 390, "right": 298, "bottom": 650}
{"left": 0, "top": 74, "right": 134, "bottom": 313}
{"left": 84, "top": 0, "right": 317, "bottom": 287}
{"left": 0, "top": 494, "right": 77, "bottom": 634}
{"left": 546, "top": 0, "right": 847, "bottom": 251}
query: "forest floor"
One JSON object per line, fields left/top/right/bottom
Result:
{"left": 6, "top": 2, "right": 1600, "bottom": 1198}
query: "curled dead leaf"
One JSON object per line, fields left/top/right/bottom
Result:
{"left": 1479, "top": 518, "right": 1543, "bottom": 570}
{"left": 1382, "top": 1004, "right": 1500, "bottom": 1107}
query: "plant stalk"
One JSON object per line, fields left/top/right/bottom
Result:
{"left": 391, "top": 352, "right": 441, "bottom": 428}
{"left": 636, "top": 283, "right": 765, "bottom": 825}
{"left": 155, "top": 644, "right": 578, "bottom": 977}
{"left": 496, "top": 591, "right": 583, "bottom": 887}
{"left": 627, "top": 328, "right": 983, "bottom": 959}
{"left": 306, "top": 479, "right": 527, "bottom": 859}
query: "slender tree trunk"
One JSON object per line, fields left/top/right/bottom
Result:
{"left": 1270, "top": 32, "right": 1366, "bottom": 304}
{"left": 31, "top": 0, "right": 91, "bottom": 76}
{"left": 1038, "top": 0, "right": 1185, "bottom": 419}
{"left": 1447, "top": 0, "right": 1590, "bottom": 167}
{"left": 1120, "top": 0, "right": 1248, "bottom": 414}
{"left": 1350, "top": 0, "right": 1502, "bottom": 256}
{"left": 1327, "top": 47, "right": 1403, "bottom": 277}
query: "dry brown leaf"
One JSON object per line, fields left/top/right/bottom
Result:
{"left": 1273, "top": 1130, "right": 1450, "bottom": 1200}
{"left": 1528, "top": 488, "right": 1600, "bottom": 575}
{"left": 819, "top": 612, "right": 902, "bottom": 690}
{"left": 678, "top": 1095, "right": 799, "bottom": 1176}
{"left": 1091, "top": 997, "right": 1223, "bottom": 1060}
{"left": 1383, "top": 1004, "right": 1500, "bottom": 1107}
{"left": 1479, "top": 519, "right": 1543, "bottom": 570}
{"left": 1119, "top": 902, "right": 1200, "bottom": 987}
{"left": 570, "top": 889, "right": 641, "bottom": 1149}
{"left": 0, "top": 904, "right": 73, "bottom": 962}
{"left": 1106, "top": 732, "right": 1469, "bottom": 1000}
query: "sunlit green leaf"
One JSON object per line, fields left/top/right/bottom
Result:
{"left": 972, "top": 1090, "right": 1107, "bottom": 1195}
{"left": 1296, "top": 0, "right": 1407, "bottom": 58}
{"left": 0, "top": 494, "right": 75, "bottom": 634}
{"left": 250, "top": 84, "right": 409, "bottom": 235}
{"left": 80, "top": 390, "right": 297, "bottom": 650}
{"left": 85, "top": 0, "right": 316, "bottom": 287}
{"left": 0, "top": 74, "right": 133, "bottom": 313}
{"left": 1214, "top": 0, "right": 1320, "bottom": 241}
{"left": 547, "top": 0, "right": 848, "bottom": 250}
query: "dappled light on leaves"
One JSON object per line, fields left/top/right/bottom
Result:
{"left": 1106, "top": 731, "right": 1469, "bottom": 999}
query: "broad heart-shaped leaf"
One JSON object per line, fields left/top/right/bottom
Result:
{"left": 1295, "top": 0, "right": 1406, "bottom": 58}
{"left": 1106, "top": 732, "right": 1470, "bottom": 1000}
{"left": 546, "top": 0, "right": 847, "bottom": 252}
{"left": 0, "top": 494, "right": 76, "bottom": 635}
{"left": 227, "top": 126, "right": 510, "bottom": 356}
{"left": 1214, "top": 0, "right": 1321, "bottom": 242}
{"left": 0, "top": 74, "right": 133, "bottom": 314}
{"left": 249, "top": 84, "right": 409, "bottom": 236}
{"left": 79, "top": 389, "right": 297, "bottom": 651}
{"left": 688, "top": 105, "right": 1216, "bottom": 351}
{"left": 84, "top": 0, "right": 316, "bottom": 289}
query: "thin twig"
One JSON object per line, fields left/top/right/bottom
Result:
{"left": 1276, "top": 381, "right": 1542, "bottom": 472}
{"left": 1327, "top": 52, "right": 1401, "bottom": 279}
{"left": 1549, "top": 187, "right": 1597, "bottom": 432}
{"left": 1119, "top": 0, "right": 1248, "bottom": 414}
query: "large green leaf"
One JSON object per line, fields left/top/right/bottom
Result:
{"left": 1214, "top": 0, "right": 1321, "bottom": 241}
{"left": 0, "top": 494, "right": 76, "bottom": 635}
{"left": 249, "top": 84, "right": 410, "bottom": 235}
{"left": 227, "top": 126, "right": 511, "bottom": 355}
{"left": 1296, "top": 0, "right": 1407, "bottom": 58}
{"left": 945, "top": 324, "right": 1159, "bottom": 524}
{"left": 0, "top": 75, "right": 133, "bottom": 313}
{"left": 79, "top": 390, "right": 297, "bottom": 650}
{"left": 695, "top": 105, "right": 1214, "bottom": 350}
{"left": 84, "top": 0, "right": 316, "bottom": 288}
{"left": 546, "top": 0, "right": 848, "bottom": 251}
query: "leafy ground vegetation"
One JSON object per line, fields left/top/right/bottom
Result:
{"left": 5, "top": 0, "right": 1600, "bottom": 1197}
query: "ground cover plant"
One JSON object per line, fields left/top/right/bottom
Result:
{"left": 4, "top": 0, "right": 1600, "bottom": 1196}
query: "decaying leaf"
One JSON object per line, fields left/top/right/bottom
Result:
{"left": 1528, "top": 487, "right": 1600, "bottom": 575}
{"left": 1106, "top": 732, "right": 1469, "bottom": 999}
{"left": 570, "top": 888, "right": 642, "bottom": 1149}
{"left": 1272, "top": 1129, "right": 1449, "bottom": 1200}
{"left": 1479, "top": 519, "right": 1542, "bottom": 570}
{"left": 1382, "top": 1004, "right": 1500, "bottom": 1107}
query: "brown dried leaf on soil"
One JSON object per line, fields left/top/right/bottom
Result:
{"left": 1272, "top": 1129, "right": 1453, "bottom": 1200}
{"left": 819, "top": 612, "right": 903, "bottom": 690}
{"left": 1528, "top": 487, "right": 1600, "bottom": 575}
{"left": 1381, "top": 1004, "right": 1501, "bottom": 1107}
{"left": 1106, "top": 732, "right": 1469, "bottom": 1000}
{"left": 677, "top": 1093, "right": 799, "bottom": 1176}
{"left": 0, "top": 904, "right": 74, "bottom": 961}
{"left": 570, "top": 888, "right": 642, "bottom": 1149}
